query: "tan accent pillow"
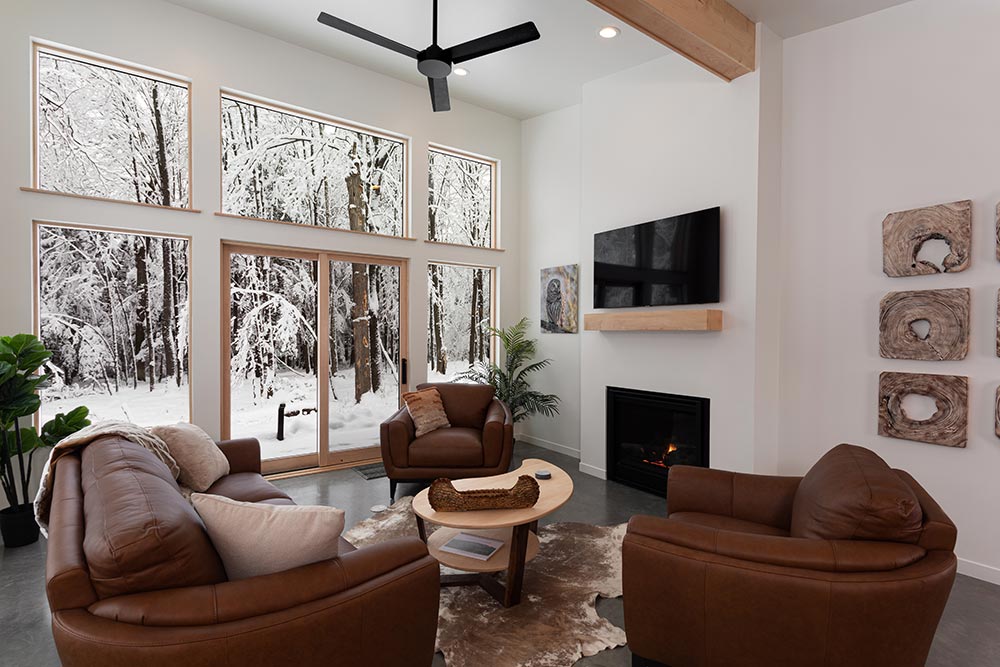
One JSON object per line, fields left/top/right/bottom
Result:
{"left": 150, "top": 423, "right": 230, "bottom": 492}
{"left": 191, "top": 494, "right": 345, "bottom": 580}
{"left": 403, "top": 387, "right": 452, "bottom": 437}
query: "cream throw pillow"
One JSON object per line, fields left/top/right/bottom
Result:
{"left": 403, "top": 387, "right": 452, "bottom": 437}
{"left": 150, "top": 422, "right": 230, "bottom": 492}
{"left": 191, "top": 494, "right": 345, "bottom": 580}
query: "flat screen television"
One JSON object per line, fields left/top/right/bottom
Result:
{"left": 594, "top": 206, "right": 720, "bottom": 308}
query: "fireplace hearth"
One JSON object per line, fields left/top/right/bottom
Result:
{"left": 606, "top": 387, "right": 709, "bottom": 496}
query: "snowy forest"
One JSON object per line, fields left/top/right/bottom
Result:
{"left": 229, "top": 253, "right": 401, "bottom": 457}
{"left": 428, "top": 149, "right": 494, "bottom": 247}
{"left": 36, "top": 49, "right": 189, "bottom": 207}
{"left": 37, "top": 225, "right": 190, "bottom": 425}
{"left": 221, "top": 96, "right": 405, "bottom": 236}
{"left": 427, "top": 263, "right": 493, "bottom": 381}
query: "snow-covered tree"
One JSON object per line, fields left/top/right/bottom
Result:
{"left": 427, "top": 263, "right": 492, "bottom": 379}
{"left": 428, "top": 149, "right": 493, "bottom": 247}
{"left": 37, "top": 49, "right": 189, "bottom": 207}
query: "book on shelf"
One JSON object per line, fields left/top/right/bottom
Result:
{"left": 439, "top": 532, "right": 505, "bottom": 561}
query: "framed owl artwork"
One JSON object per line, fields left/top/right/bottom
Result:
{"left": 540, "top": 264, "right": 579, "bottom": 334}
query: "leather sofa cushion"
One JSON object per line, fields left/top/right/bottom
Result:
{"left": 791, "top": 444, "right": 923, "bottom": 543}
{"left": 669, "top": 511, "right": 790, "bottom": 537}
{"left": 206, "top": 472, "right": 294, "bottom": 504}
{"left": 418, "top": 382, "right": 495, "bottom": 429}
{"left": 408, "top": 428, "right": 484, "bottom": 467}
{"left": 80, "top": 436, "right": 227, "bottom": 598}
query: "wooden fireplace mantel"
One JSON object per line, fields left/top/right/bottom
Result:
{"left": 583, "top": 308, "right": 723, "bottom": 332}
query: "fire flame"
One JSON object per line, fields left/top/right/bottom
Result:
{"left": 642, "top": 443, "right": 679, "bottom": 469}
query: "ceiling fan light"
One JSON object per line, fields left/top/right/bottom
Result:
{"left": 598, "top": 26, "right": 620, "bottom": 39}
{"left": 453, "top": 67, "right": 469, "bottom": 76}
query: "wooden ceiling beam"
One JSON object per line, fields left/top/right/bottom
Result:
{"left": 588, "top": 0, "right": 756, "bottom": 81}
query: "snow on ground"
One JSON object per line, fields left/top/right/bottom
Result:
{"left": 41, "top": 383, "right": 189, "bottom": 427}
{"left": 427, "top": 362, "right": 474, "bottom": 384}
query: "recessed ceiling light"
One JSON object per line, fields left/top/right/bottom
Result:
{"left": 453, "top": 67, "right": 469, "bottom": 76}
{"left": 598, "top": 26, "right": 620, "bottom": 39}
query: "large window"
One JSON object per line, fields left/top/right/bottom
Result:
{"left": 33, "top": 43, "right": 191, "bottom": 208}
{"left": 221, "top": 93, "right": 406, "bottom": 236}
{"left": 35, "top": 223, "right": 191, "bottom": 425}
{"left": 427, "top": 262, "right": 494, "bottom": 381}
{"left": 427, "top": 147, "right": 496, "bottom": 248}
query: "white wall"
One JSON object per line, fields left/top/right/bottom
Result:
{"left": 518, "top": 105, "right": 582, "bottom": 456}
{"left": 780, "top": 0, "right": 1000, "bottom": 583}
{"left": 0, "top": 0, "right": 521, "bottom": 497}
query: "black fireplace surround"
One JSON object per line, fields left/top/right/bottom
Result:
{"left": 606, "top": 387, "right": 710, "bottom": 496}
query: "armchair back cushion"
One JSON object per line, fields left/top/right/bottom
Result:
{"left": 790, "top": 443, "right": 923, "bottom": 543}
{"left": 80, "top": 436, "right": 227, "bottom": 599}
{"left": 418, "top": 382, "right": 495, "bottom": 429}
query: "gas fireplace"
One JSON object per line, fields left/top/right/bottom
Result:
{"left": 606, "top": 387, "right": 709, "bottom": 496}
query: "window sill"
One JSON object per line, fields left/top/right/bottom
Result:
{"left": 20, "top": 187, "right": 201, "bottom": 213}
{"left": 214, "top": 212, "right": 417, "bottom": 241}
{"left": 422, "top": 239, "right": 506, "bottom": 252}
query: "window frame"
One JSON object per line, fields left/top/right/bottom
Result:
{"left": 29, "top": 40, "right": 196, "bottom": 212}
{"left": 217, "top": 89, "right": 413, "bottom": 240}
{"left": 426, "top": 260, "right": 498, "bottom": 377}
{"left": 32, "top": 219, "right": 195, "bottom": 427}
{"left": 426, "top": 143, "right": 500, "bottom": 250}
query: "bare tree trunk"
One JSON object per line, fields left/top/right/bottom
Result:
{"left": 133, "top": 236, "right": 154, "bottom": 391}
{"left": 152, "top": 84, "right": 172, "bottom": 207}
{"left": 160, "top": 238, "right": 177, "bottom": 385}
{"left": 427, "top": 170, "right": 447, "bottom": 374}
{"left": 469, "top": 268, "right": 482, "bottom": 364}
{"left": 346, "top": 144, "right": 372, "bottom": 402}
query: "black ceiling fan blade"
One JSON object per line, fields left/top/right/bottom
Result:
{"left": 317, "top": 12, "right": 419, "bottom": 59}
{"left": 444, "top": 22, "right": 540, "bottom": 64}
{"left": 428, "top": 77, "right": 451, "bottom": 112}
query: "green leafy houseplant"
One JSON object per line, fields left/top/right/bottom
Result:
{"left": 1, "top": 334, "right": 89, "bottom": 547}
{"left": 458, "top": 318, "right": 560, "bottom": 423}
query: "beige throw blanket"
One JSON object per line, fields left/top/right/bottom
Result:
{"left": 33, "top": 420, "right": 179, "bottom": 536}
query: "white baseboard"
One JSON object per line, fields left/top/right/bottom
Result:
{"left": 515, "top": 434, "right": 580, "bottom": 459}
{"left": 958, "top": 558, "right": 1000, "bottom": 586}
{"left": 578, "top": 462, "right": 607, "bottom": 480}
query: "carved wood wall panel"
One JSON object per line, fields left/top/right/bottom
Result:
{"left": 879, "top": 288, "right": 969, "bottom": 360}
{"left": 878, "top": 372, "right": 968, "bottom": 448}
{"left": 882, "top": 200, "right": 971, "bottom": 276}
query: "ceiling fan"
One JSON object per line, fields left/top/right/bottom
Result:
{"left": 317, "top": 1, "right": 540, "bottom": 112}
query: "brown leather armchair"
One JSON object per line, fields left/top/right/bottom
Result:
{"left": 45, "top": 435, "right": 440, "bottom": 667}
{"left": 380, "top": 382, "right": 514, "bottom": 500}
{"left": 623, "top": 444, "right": 957, "bottom": 667}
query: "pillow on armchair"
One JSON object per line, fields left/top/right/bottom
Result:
{"left": 790, "top": 443, "right": 923, "bottom": 543}
{"left": 403, "top": 387, "right": 452, "bottom": 437}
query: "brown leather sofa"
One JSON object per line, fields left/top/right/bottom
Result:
{"left": 380, "top": 382, "right": 514, "bottom": 500}
{"left": 623, "top": 444, "right": 957, "bottom": 667}
{"left": 45, "top": 435, "right": 440, "bottom": 667}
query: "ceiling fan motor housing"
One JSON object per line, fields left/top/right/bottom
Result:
{"left": 417, "top": 45, "right": 452, "bottom": 78}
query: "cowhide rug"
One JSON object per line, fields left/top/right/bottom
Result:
{"left": 343, "top": 497, "right": 627, "bottom": 667}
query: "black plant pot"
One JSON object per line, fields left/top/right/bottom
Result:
{"left": 1, "top": 503, "right": 40, "bottom": 548}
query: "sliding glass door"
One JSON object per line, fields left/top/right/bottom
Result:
{"left": 223, "top": 243, "right": 408, "bottom": 473}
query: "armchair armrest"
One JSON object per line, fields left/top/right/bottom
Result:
{"left": 216, "top": 438, "right": 261, "bottom": 474}
{"left": 380, "top": 405, "right": 415, "bottom": 471}
{"left": 482, "top": 399, "right": 513, "bottom": 469}
{"left": 627, "top": 515, "right": 926, "bottom": 573}
{"left": 88, "top": 537, "right": 435, "bottom": 626}
{"left": 667, "top": 465, "right": 802, "bottom": 531}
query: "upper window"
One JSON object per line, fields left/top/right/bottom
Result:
{"left": 221, "top": 93, "right": 407, "bottom": 237}
{"left": 428, "top": 147, "right": 496, "bottom": 248}
{"left": 33, "top": 43, "right": 191, "bottom": 208}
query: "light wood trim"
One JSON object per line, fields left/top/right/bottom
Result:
{"left": 584, "top": 308, "right": 723, "bottom": 331}
{"left": 219, "top": 90, "right": 411, "bottom": 238}
{"left": 427, "top": 527, "right": 540, "bottom": 573}
{"left": 422, "top": 239, "right": 505, "bottom": 252}
{"left": 264, "top": 455, "right": 382, "bottom": 481}
{"left": 214, "top": 212, "right": 417, "bottom": 241}
{"left": 32, "top": 220, "right": 195, "bottom": 427}
{"left": 588, "top": 0, "right": 756, "bottom": 81}
{"left": 21, "top": 188, "right": 202, "bottom": 213}
{"left": 317, "top": 253, "right": 332, "bottom": 468}
{"left": 427, "top": 143, "right": 499, "bottom": 249}
{"left": 30, "top": 41, "right": 195, "bottom": 209}
{"left": 412, "top": 459, "right": 573, "bottom": 529}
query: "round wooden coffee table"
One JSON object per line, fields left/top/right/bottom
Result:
{"left": 412, "top": 458, "right": 573, "bottom": 607}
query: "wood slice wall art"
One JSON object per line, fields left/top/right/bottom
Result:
{"left": 879, "top": 288, "right": 970, "bottom": 361}
{"left": 882, "top": 200, "right": 971, "bottom": 277}
{"left": 878, "top": 372, "right": 968, "bottom": 448}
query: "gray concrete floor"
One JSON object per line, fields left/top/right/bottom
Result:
{"left": 2, "top": 441, "right": 998, "bottom": 666}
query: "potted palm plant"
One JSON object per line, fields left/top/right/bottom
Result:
{"left": 1, "top": 334, "right": 89, "bottom": 547}
{"left": 458, "top": 318, "right": 560, "bottom": 423}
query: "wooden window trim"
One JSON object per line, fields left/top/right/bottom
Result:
{"left": 30, "top": 41, "right": 195, "bottom": 211}
{"left": 32, "top": 219, "right": 195, "bottom": 427}
{"left": 427, "top": 143, "right": 499, "bottom": 250}
{"left": 218, "top": 89, "right": 411, "bottom": 239}
{"left": 426, "top": 260, "right": 499, "bottom": 365}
